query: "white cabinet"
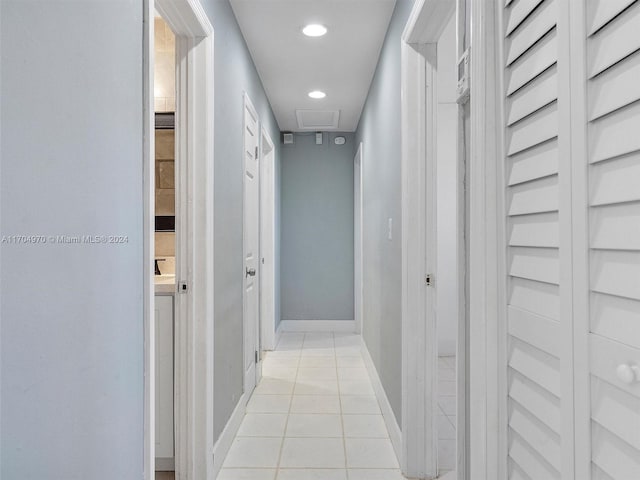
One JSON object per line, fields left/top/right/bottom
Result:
{"left": 155, "top": 294, "right": 174, "bottom": 470}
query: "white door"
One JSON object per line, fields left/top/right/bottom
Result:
{"left": 499, "top": 1, "right": 571, "bottom": 477}
{"left": 496, "top": 0, "right": 640, "bottom": 478}
{"left": 354, "top": 143, "right": 364, "bottom": 334}
{"left": 581, "top": 1, "right": 640, "bottom": 477}
{"left": 243, "top": 93, "right": 260, "bottom": 395}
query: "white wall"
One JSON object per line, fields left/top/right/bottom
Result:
{"left": 1, "top": 1, "right": 144, "bottom": 477}
{"left": 436, "top": 14, "right": 459, "bottom": 357}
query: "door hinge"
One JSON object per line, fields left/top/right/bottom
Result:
{"left": 255, "top": 350, "right": 259, "bottom": 363}
{"left": 255, "top": 146, "right": 259, "bottom": 159}
{"left": 425, "top": 274, "right": 434, "bottom": 286}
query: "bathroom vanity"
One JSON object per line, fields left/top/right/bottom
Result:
{"left": 155, "top": 279, "right": 175, "bottom": 470}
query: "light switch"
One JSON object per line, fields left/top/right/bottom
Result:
{"left": 388, "top": 218, "right": 393, "bottom": 240}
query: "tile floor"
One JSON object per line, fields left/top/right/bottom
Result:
{"left": 437, "top": 356, "right": 457, "bottom": 476}
{"left": 217, "top": 332, "right": 405, "bottom": 480}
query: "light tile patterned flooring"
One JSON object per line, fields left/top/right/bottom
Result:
{"left": 216, "top": 332, "right": 405, "bottom": 480}
{"left": 437, "top": 356, "right": 457, "bottom": 476}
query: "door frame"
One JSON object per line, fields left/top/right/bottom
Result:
{"left": 260, "top": 127, "right": 276, "bottom": 351}
{"left": 465, "top": 0, "right": 503, "bottom": 478}
{"left": 242, "top": 91, "right": 260, "bottom": 395}
{"left": 354, "top": 142, "right": 364, "bottom": 335}
{"left": 144, "top": 1, "right": 215, "bottom": 479}
{"left": 400, "top": 0, "right": 460, "bottom": 477}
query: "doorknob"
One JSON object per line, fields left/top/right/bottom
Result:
{"left": 616, "top": 363, "right": 640, "bottom": 384}
{"left": 246, "top": 267, "right": 256, "bottom": 278}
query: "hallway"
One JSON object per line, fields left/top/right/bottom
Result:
{"left": 217, "top": 332, "right": 403, "bottom": 480}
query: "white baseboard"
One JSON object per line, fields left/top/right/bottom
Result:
{"left": 212, "top": 392, "right": 248, "bottom": 476}
{"left": 275, "top": 321, "right": 284, "bottom": 346}
{"left": 359, "top": 337, "right": 403, "bottom": 462}
{"left": 279, "top": 319, "right": 356, "bottom": 333}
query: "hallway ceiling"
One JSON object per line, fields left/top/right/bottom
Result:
{"left": 230, "top": 0, "right": 397, "bottom": 132}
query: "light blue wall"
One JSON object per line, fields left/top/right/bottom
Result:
{"left": 1, "top": 1, "right": 144, "bottom": 477}
{"left": 1, "top": 3, "right": 282, "bottom": 475}
{"left": 281, "top": 133, "right": 355, "bottom": 322}
{"left": 199, "top": 0, "right": 281, "bottom": 441}
{"left": 355, "top": 0, "right": 416, "bottom": 424}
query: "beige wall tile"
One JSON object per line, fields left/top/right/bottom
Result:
{"left": 156, "top": 189, "right": 175, "bottom": 215}
{"left": 155, "top": 232, "right": 175, "bottom": 257}
{"left": 158, "top": 160, "right": 175, "bottom": 189}
{"left": 154, "top": 16, "right": 175, "bottom": 112}
{"left": 154, "top": 96, "right": 167, "bottom": 112}
{"left": 155, "top": 130, "right": 174, "bottom": 160}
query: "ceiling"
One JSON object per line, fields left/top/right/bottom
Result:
{"left": 230, "top": 0, "right": 397, "bottom": 132}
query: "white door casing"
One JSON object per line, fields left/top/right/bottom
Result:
{"left": 144, "top": 1, "right": 214, "bottom": 479}
{"left": 354, "top": 142, "right": 364, "bottom": 335}
{"left": 243, "top": 93, "right": 260, "bottom": 395}
{"left": 401, "top": 0, "right": 457, "bottom": 477}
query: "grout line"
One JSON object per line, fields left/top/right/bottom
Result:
{"left": 273, "top": 333, "right": 303, "bottom": 478}
{"left": 334, "top": 332, "right": 354, "bottom": 480}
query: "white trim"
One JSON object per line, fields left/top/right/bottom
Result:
{"left": 403, "top": 0, "right": 456, "bottom": 44}
{"left": 145, "top": 2, "right": 215, "bottom": 479}
{"left": 278, "top": 320, "right": 356, "bottom": 333}
{"left": 156, "top": 0, "right": 213, "bottom": 37}
{"left": 275, "top": 321, "right": 284, "bottom": 346}
{"left": 557, "top": 0, "right": 577, "bottom": 477}
{"left": 212, "top": 393, "right": 249, "bottom": 477}
{"left": 354, "top": 143, "right": 364, "bottom": 335}
{"left": 360, "top": 337, "right": 403, "bottom": 461}
{"left": 401, "top": 0, "right": 455, "bottom": 475}
{"left": 143, "top": 3, "right": 155, "bottom": 479}
{"left": 467, "top": 0, "right": 502, "bottom": 478}
{"left": 260, "top": 128, "right": 276, "bottom": 351}
{"left": 400, "top": 38, "right": 438, "bottom": 478}
{"left": 567, "top": 0, "right": 591, "bottom": 477}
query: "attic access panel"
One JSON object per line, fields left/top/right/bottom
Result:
{"left": 295, "top": 110, "right": 340, "bottom": 130}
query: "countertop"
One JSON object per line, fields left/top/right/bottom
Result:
{"left": 155, "top": 274, "right": 175, "bottom": 294}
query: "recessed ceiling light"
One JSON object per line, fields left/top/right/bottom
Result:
{"left": 302, "top": 24, "right": 327, "bottom": 37}
{"left": 308, "top": 90, "right": 326, "bottom": 99}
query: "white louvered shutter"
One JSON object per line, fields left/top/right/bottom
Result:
{"left": 497, "top": 0, "right": 640, "bottom": 479}
{"left": 583, "top": 0, "right": 640, "bottom": 478}
{"left": 501, "top": 0, "right": 568, "bottom": 478}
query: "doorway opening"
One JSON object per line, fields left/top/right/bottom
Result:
{"left": 153, "top": 14, "right": 177, "bottom": 479}
{"left": 434, "top": 12, "right": 462, "bottom": 479}
{"left": 260, "top": 128, "right": 276, "bottom": 353}
{"left": 144, "top": 1, "right": 214, "bottom": 479}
